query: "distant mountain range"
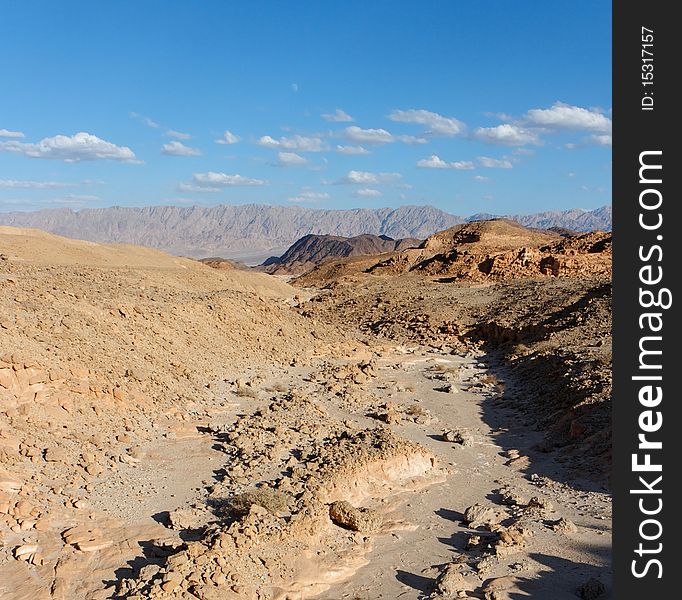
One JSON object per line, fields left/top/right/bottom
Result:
{"left": 468, "top": 206, "right": 612, "bottom": 233}
{"left": 0, "top": 204, "right": 611, "bottom": 261}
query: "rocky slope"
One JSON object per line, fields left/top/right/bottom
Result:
{"left": 260, "top": 234, "right": 421, "bottom": 275}
{"left": 0, "top": 225, "right": 612, "bottom": 599}
{"left": 296, "top": 219, "right": 611, "bottom": 286}
{"left": 0, "top": 204, "right": 612, "bottom": 260}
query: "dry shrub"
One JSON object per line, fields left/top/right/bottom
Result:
{"left": 235, "top": 385, "right": 258, "bottom": 398}
{"left": 224, "top": 487, "right": 290, "bottom": 517}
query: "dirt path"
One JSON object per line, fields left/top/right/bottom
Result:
{"left": 314, "top": 346, "right": 612, "bottom": 599}
{"left": 32, "top": 346, "right": 611, "bottom": 599}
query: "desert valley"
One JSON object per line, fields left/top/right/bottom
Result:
{"left": 0, "top": 217, "right": 612, "bottom": 600}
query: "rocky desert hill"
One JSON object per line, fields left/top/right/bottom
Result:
{"left": 296, "top": 219, "right": 612, "bottom": 286}
{"left": 1, "top": 224, "right": 612, "bottom": 599}
{"left": 260, "top": 233, "right": 421, "bottom": 275}
{"left": 0, "top": 204, "right": 612, "bottom": 260}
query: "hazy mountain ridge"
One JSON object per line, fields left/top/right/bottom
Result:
{"left": 0, "top": 204, "right": 611, "bottom": 259}
{"left": 468, "top": 206, "right": 612, "bottom": 232}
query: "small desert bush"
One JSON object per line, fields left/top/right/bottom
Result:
{"left": 235, "top": 385, "right": 258, "bottom": 398}
{"left": 405, "top": 403, "right": 428, "bottom": 417}
{"left": 224, "top": 488, "right": 291, "bottom": 517}
{"left": 432, "top": 363, "right": 459, "bottom": 374}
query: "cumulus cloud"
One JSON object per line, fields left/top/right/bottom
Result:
{"left": 343, "top": 126, "right": 394, "bottom": 145}
{"left": 473, "top": 175, "right": 489, "bottom": 182}
{"left": 399, "top": 135, "right": 428, "bottom": 145}
{"left": 473, "top": 124, "right": 540, "bottom": 146}
{"left": 129, "top": 112, "right": 160, "bottom": 128}
{"left": 336, "top": 145, "right": 370, "bottom": 155}
{"left": 338, "top": 170, "right": 402, "bottom": 185}
{"left": 417, "top": 154, "right": 475, "bottom": 170}
{"left": 354, "top": 188, "right": 382, "bottom": 197}
{"left": 215, "top": 130, "right": 240, "bottom": 145}
{"left": 277, "top": 151, "right": 308, "bottom": 167}
{"left": 165, "top": 130, "right": 191, "bottom": 140}
{"left": 388, "top": 109, "right": 465, "bottom": 136}
{"left": 0, "top": 179, "right": 79, "bottom": 189}
{"left": 0, "top": 129, "right": 24, "bottom": 139}
{"left": 288, "top": 190, "right": 329, "bottom": 203}
{"left": 524, "top": 102, "right": 612, "bottom": 133}
{"left": 0, "top": 132, "right": 139, "bottom": 163}
{"left": 178, "top": 171, "right": 266, "bottom": 192}
{"left": 322, "top": 109, "right": 354, "bottom": 122}
{"left": 343, "top": 126, "right": 425, "bottom": 145}
{"left": 588, "top": 133, "right": 612, "bottom": 146}
{"left": 257, "top": 134, "right": 327, "bottom": 152}
{"left": 478, "top": 156, "right": 513, "bottom": 169}
{"left": 161, "top": 141, "right": 202, "bottom": 156}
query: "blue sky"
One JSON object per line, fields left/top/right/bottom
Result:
{"left": 0, "top": 1, "right": 611, "bottom": 216}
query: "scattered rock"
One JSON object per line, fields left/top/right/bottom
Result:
{"left": 443, "top": 428, "right": 474, "bottom": 447}
{"left": 551, "top": 517, "right": 578, "bottom": 534}
{"left": 433, "top": 562, "right": 478, "bottom": 597}
{"left": 329, "top": 500, "right": 382, "bottom": 533}
{"left": 464, "top": 503, "right": 501, "bottom": 528}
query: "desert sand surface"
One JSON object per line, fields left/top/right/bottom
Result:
{"left": 0, "top": 222, "right": 611, "bottom": 599}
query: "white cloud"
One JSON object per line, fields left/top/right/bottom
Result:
{"left": 417, "top": 154, "right": 475, "bottom": 170}
{"left": 257, "top": 134, "right": 327, "bottom": 152}
{"left": 0, "top": 194, "right": 101, "bottom": 211}
{"left": 473, "top": 124, "right": 540, "bottom": 146}
{"left": 0, "top": 132, "right": 139, "bottom": 163}
{"left": 473, "top": 175, "right": 489, "bottom": 182}
{"left": 343, "top": 126, "right": 394, "bottom": 145}
{"left": 338, "top": 170, "right": 402, "bottom": 185}
{"left": 478, "top": 156, "right": 513, "bottom": 169}
{"left": 177, "top": 184, "right": 221, "bottom": 193}
{"left": 161, "top": 141, "right": 202, "bottom": 156}
{"left": 354, "top": 188, "right": 382, "bottom": 197}
{"left": 322, "top": 109, "right": 354, "bottom": 122}
{"left": 165, "top": 130, "right": 191, "bottom": 140}
{"left": 288, "top": 190, "right": 329, "bottom": 203}
{"left": 0, "top": 129, "right": 24, "bottom": 139}
{"left": 0, "top": 179, "right": 79, "bottom": 189}
{"left": 58, "top": 194, "right": 100, "bottom": 204}
{"left": 179, "top": 171, "right": 266, "bottom": 192}
{"left": 129, "top": 112, "right": 160, "bottom": 128}
{"left": 336, "top": 145, "right": 370, "bottom": 155}
{"left": 215, "top": 130, "right": 240, "bottom": 145}
{"left": 388, "top": 109, "right": 465, "bottom": 136}
{"left": 343, "top": 125, "right": 426, "bottom": 145}
{"left": 524, "top": 102, "right": 612, "bottom": 133}
{"left": 588, "top": 133, "right": 612, "bottom": 146}
{"left": 399, "top": 135, "right": 428, "bottom": 145}
{"left": 277, "top": 151, "right": 308, "bottom": 167}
